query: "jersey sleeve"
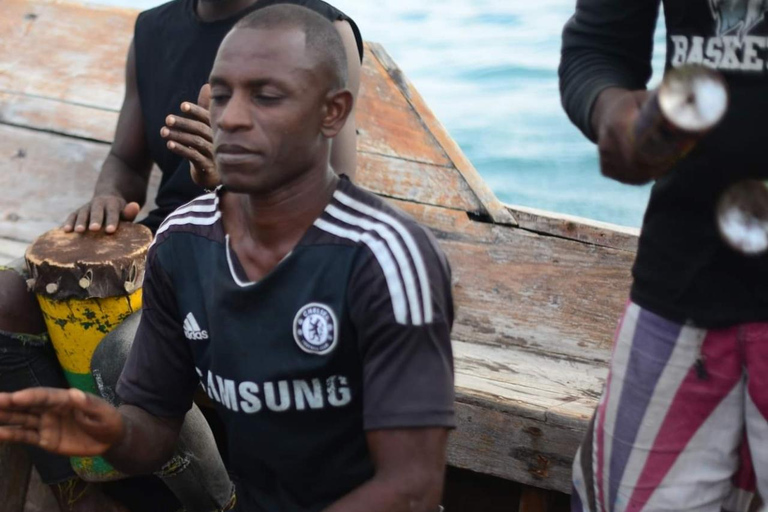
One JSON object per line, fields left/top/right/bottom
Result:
{"left": 348, "top": 226, "right": 455, "bottom": 430}
{"left": 117, "top": 242, "right": 199, "bottom": 418}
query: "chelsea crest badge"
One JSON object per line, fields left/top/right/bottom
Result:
{"left": 293, "top": 303, "right": 338, "bottom": 355}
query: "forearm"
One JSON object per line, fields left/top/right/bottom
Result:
{"left": 559, "top": 0, "right": 660, "bottom": 141}
{"left": 93, "top": 152, "right": 151, "bottom": 206}
{"left": 323, "top": 472, "right": 443, "bottom": 512}
{"left": 104, "top": 404, "right": 181, "bottom": 475}
{"left": 590, "top": 86, "right": 632, "bottom": 136}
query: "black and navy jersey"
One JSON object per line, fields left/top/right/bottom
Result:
{"left": 117, "top": 178, "right": 455, "bottom": 512}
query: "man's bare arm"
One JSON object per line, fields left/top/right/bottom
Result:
{"left": 106, "top": 404, "right": 183, "bottom": 475}
{"left": 64, "top": 39, "right": 154, "bottom": 234}
{"left": 0, "top": 388, "right": 182, "bottom": 476}
{"left": 323, "top": 428, "right": 448, "bottom": 512}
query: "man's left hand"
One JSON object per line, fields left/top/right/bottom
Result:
{"left": 0, "top": 388, "right": 124, "bottom": 457}
{"left": 161, "top": 83, "right": 220, "bottom": 190}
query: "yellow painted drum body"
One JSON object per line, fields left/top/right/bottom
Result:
{"left": 25, "top": 224, "right": 152, "bottom": 482}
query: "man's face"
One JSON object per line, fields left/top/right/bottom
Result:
{"left": 209, "top": 27, "right": 330, "bottom": 194}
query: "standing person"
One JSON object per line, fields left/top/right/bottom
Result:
{"left": 560, "top": 0, "right": 768, "bottom": 510}
{"left": 0, "top": 0, "right": 363, "bottom": 510}
{"left": 0, "top": 5, "right": 455, "bottom": 512}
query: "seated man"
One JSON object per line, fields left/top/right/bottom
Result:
{"left": 0, "top": 0, "right": 362, "bottom": 510}
{"left": 0, "top": 5, "right": 454, "bottom": 512}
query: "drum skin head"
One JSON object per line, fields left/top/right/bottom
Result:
{"left": 25, "top": 223, "right": 153, "bottom": 300}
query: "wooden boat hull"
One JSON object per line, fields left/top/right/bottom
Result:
{"left": 0, "top": 0, "right": 638, "bottom": 508}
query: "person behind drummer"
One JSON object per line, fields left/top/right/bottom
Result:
{"left": 0, "top": 5, "right": 455, "bottom": 512}
{"left": 0, "top": 0, "right": 363, "bottom": 510}
{"left": 560, "top": 0, "right": 768, "bottom": 510}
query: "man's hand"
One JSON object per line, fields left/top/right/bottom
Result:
{"left": 162, "top": 83, "right": 220, "bottom": 190}
{"left": 592, "top": 88, "right": 669, "bottom": 185}
{"left": 63, "top": 197, "right": 141, "bottom": 234}
{"left": 0, "top": 388, "right": 124, "bottom": 457}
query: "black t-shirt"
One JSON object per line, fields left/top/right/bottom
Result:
{"left": 560, "top": 0, "right": 768, "bottom": 327}
{"left": 134, "top": 0, "right": 363, "bottom": 233}
{"left": 117, "top": 178, "right": 455, "bottom": 511}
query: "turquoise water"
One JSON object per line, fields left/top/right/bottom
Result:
{"left": 94, "top": 0, "right": 666, "bottom": 227}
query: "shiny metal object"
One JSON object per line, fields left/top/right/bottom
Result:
{"left": 634, "top": 65, "right": 728, "bottom": 168}
{"left": 717, "top": 180, "right": 768, "bottom": 255}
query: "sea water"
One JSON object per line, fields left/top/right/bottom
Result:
{"left": 91, "top": 0, "right": 666, "bottom": 227}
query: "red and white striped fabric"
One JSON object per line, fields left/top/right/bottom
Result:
{"left": 572, "top": 302, "right": 768, "bottom": 512}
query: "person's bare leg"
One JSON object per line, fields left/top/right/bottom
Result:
{"left": 0, "top": 267, "right": 45, "bottom": 334}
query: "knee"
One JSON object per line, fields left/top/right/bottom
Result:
{"left": 0, "top": 269, "right": 45, "bottom": 334}
{"left": 91, "top": 311, "right": 141, "bottom": 404}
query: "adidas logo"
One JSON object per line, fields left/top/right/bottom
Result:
{"left": 183, "top": 312, "right": 209, "bottom": 340}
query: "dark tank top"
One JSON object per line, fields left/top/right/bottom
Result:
{"left": 134, "top": 0, "right": 363, "bottom": 232}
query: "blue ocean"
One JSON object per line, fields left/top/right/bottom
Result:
{"left": 95, "top": 0, "right": 667, "bottom": 227}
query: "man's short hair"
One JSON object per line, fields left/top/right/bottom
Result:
{"left": 234, "top": 4, "right": 348, "bottom": 89}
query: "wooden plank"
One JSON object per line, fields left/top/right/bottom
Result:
{"left": 449, "top": 401, "right": 583, "bottom": 494}
{"left": 446, "top": 233, "right": 629, "bottom": 363}
{"left": 0, "top": 124, "right": 107, "bottom": 243}
{"left": 0, "top": 90, "right": 117, "bottom": 143}
{"left": 454, "top": 340, "right": 605, "bottom": 422}
{"left": 368, "top": 43, "right": 518, "bottom": 227}
{"left": 390, "top": 199, "right": 632, "bottom": 362}
{"left": 508, "top": 203, "right": 639, "bottom": 253}
{"left": 355, "top": 49, "right": 453, "bottom": 168}
{"left": 0, "top": 0, "right": 133, "bottom": 111}
{"left": 0, "top": 443, "right": 32, "bottom": 512}
{"left": 357, "top": 152, "right": 482, "bottom": 213}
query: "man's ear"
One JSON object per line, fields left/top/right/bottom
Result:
{"left": 320, "top": 89, "right": 354, "bottom": 139}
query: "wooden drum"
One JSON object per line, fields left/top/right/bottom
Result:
{"left": 25, "top": 223, "right": 152, "bottom": 481}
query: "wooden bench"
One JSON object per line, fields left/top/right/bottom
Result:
{"left": 0, "top": 0, "right": 637, "bottom": 508}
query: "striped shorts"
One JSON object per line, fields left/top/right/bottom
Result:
{"left": 572, "top": 302, "right": 768, "bottom": 512}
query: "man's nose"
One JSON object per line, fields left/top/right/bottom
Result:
{"left": 218, "top": 92, "right": 253, "bottom": 132}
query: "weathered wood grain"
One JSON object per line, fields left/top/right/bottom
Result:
{"left": 0, "top": 124, "right": 106, "bottom": 243}
{"left": 0, "top": 0, "right": 133, "bottom": 111}
{"left": 0, "top": 91, "right": 117, "bottom": 144}
{"left": 355, "top": 51, "right": 452, "bottom": 167}
{"left": 357, "top": 152, "right": 482, "bottom": 213}
{"left": 449, "top": 401, "right": 584, "bottom": 493}
{"left": 508, "top": 203, "right": 639, "bottom": 253}
{"left": 391, "top": 199, "right": 632, "bottom": 362}
{"left": 368, "top": 43, "right": 518, "bottom": 227}
{"left": 0, "top": 443, "right": 32, "bottom": 512}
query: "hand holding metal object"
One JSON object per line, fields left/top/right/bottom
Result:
{"left": 717, "top": 180, "right": 768, "bottom": 255}
{"left": 633, "top": 65, "right": 728, "bottom": 169}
